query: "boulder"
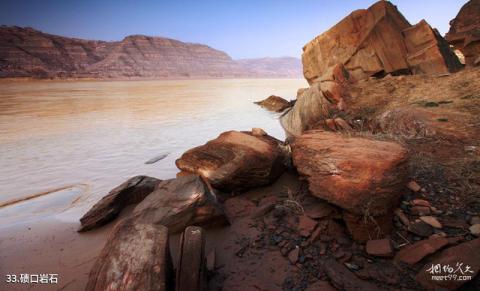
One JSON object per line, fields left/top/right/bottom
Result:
{"left": 175, "top": 130, "right": 286, "bottom": 193}
{"left": 280, "top": 83, "right": 336, "bottom": 136}
{"left": 254, "top": 95, "right": 292, "bottom": 112}
{"left": 446, "top": 0, "right": 480, "bottom": 66}
{"left": 302, "top": 1, "right": 461, "bottom": 84}
{"left": 415, "top": 238, "right": 480, "bottom": 290}
{"left": 291, "top": 131, "right": 408, "bottom": 216}
{"left": 132, "top": 175, "right": 228, "bottom": 233}
{"left": 175, "top": 226, "right": 207, "bottom": 291}
{"left": 78, "top": 175, "right": 161, "bottom": 232}
{"left": 86, "top": 219, "right": 172, "bottom": 291}
{"left": 395, "top": 237, "right": 449, "bottom": 265}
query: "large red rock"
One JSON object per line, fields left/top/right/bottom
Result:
{"left": 343, "top": 211, "right": 394, "bottom": 242}
{"left": 446, "top": 0, "right": 480, "bottom": 66}
{"left": 395, "top": 237, "right": 449, "bottom": 265}
{"left": 415, "top": 238, "right": 480, "bottom": 290}
{"left": 175, "top": 130, "right": 286, "bottom": 193}
{"left": 291, "top": 130, "right": 408, "bottom": 216}
{"left": 302, "top": 1, "right": 461, "bottom": 84}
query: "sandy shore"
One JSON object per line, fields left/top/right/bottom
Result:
{"left": 0, "top": 173, "right": 301, "bottom": 291}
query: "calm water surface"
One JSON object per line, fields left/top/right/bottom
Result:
{"left": 0, "top": 79, "right": 306, "bottom": 224}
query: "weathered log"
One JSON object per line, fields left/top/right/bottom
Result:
{"left": 78, "top": 175, "right": 161, "bottom": 232}
{"left": 175, "top": 226, "right": 207, "bottom": 291}
{"left": 132, "top": 175, "right": 229, "bottom": 233}
{"left": 85, "top": 218, "right": 172, "bottom": 291}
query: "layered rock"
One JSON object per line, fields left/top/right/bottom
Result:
{"left": 132, "top": 175, "right": 228, "bottom": 233}
{"left": 254, "top": 95, "right": 292, "bottom": 112}
{"left": 175, "top": 130, "right": 286, "bottom": 193}
{"left": 292, "top": 130, "right": 408, "bottom": 216}
{"left": 0, "top": 26, "right": 302, "bottom": 79}
{"left": 292, "top": 131, "right": 408, "bottom": 241}
{"left": 78, "top": 175, "right": 161, "bottom": 232}
{"left": 446, "top": 0, "right": 480, "bottom": 66}
{"left": 86, "top": 220, "right": 172, "bottom": 291}
{"left": 302, "top": 1, "right": 461, "bottom": 84}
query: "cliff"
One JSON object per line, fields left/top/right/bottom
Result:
{"left": 0, "top": 26, "right": 301, "bottom": 79}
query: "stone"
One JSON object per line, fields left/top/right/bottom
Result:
{"left": 304, "top": 200, "right": 337, "bottom": 220}
{"left": 394, "top": 237, "right": 449, "bottom": 265}
{"left": 412, "top": 199, "right": 430, "bottom": 207}
{"left": 365, "top": 239, "right": 393, "bottom": 257}
{"left": 410, "top": 206, "right": 431, "bottom": 216}
{"left": 145, "top": 153, "right": 168, "bottom": 164}
{"left": 302, "top": 1, "right": 461, "bottom": 84}
{"left": 323, "top": 259, "right": 382, "bottom": 291}
{"left": 292, "top": 131, "right": 408, "bottom": 216}
{"left": 394, "top": 208, "right": 410, "bottom": 226}
{"left": 176, "top": 226, "right": 207, "bottom": 291}
{"left": 288, "top": 246, "right": 300, "bottom": 264}
{"left": 470, "top": 216, "right": 480, "bottom": 225}
{"left": 407, "top": 181, "right": 422, "bottom": 192}
{"left": 254, "top": 95, "right": 292, "bottom": 112}
{"left": 343, "top": 211, "right": 393, "bottom": 242}
{"left": 206, "top": 249, "right": 216, "bottom": 272}
{"left": 416, "top": 238, "right": 480, "bottom": 290}
{"left": 446, "top": 0, "right": 480, "bottom": 66}
{"left": 251, "top": 127, "right": 267, "bottom": 136}
{"left": 131, "top": 175, "right": 228, "bottom": 233}
{"left": 86, "top": 219, "right": 172, "bottom": 291}
{"left": 78, "top": 176, "right": 161, "bottom": 232}
{"left": 175, "top": 130, "right": 286, "bottom": 193}
{"left": 419, "top": 216, "right": 442, "bottom": 229}
{"left": 408, "top": 221, "right": 433, "bottom": 237}
{"left": 298, "top": 215, "right": 318, "bottom": 237}
{"left": 280, "top": 83, "right": 335, "bottom": 136}
{"left": 470, "top": 224, "right": 480, "bottom": 236}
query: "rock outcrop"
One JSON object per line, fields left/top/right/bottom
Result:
{"left": 0, "top": 26, "right": 302, "bottom": 79}
{"left": 446, "top": 0, "right": 480, "bottom": 66}
{"left": 132, "top": 175, "right": 228, "bottom": 233}
{"left": 254, "top": 95, "right": 292, "bottom": 112}
{"left": 302, "top": 1, "right": 461, "bottom": 84}
{"left": 78, "top": 175, "right": 161, "bottom": 232}
{"left": 175, "top": 130, "right": 286, "bottom": 193}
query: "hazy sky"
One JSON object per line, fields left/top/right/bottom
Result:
{"left": 1, "top": 0, "right": 467, "bottom": 59}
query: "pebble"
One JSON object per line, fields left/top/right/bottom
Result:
{"left": 411, "top": 206, "right": 431, "bottom": 216}
{"left": 419, "top": 216, "right": 442, "bottom": 229}
{"left": 469, "top": 224, "right": 480, "bottom": 237}
{"left": 407, "top": 181, "right": 422, "bottom": 192}
{"left": 412, "top": 199, "right": 431, "bottom": 207}
{"left": 470, "top": 216, "right": 480, "bottom": 225}
{"left": 288, "top": 246, "right": 300, "bottom": 264}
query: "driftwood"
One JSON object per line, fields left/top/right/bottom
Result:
{"left": 175, "top": 226, "right": 207, "bottom": 291}
{"left": 78, "top": 175, "right": 161, "bottom": 232}
{"left": 132, "top": 175, "right": 229, "bottom": 233}
{"left": 85, "top": 218, "right": 172, "bottom": 291}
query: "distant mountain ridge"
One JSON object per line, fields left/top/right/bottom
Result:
{"left": 0, "top": 26, "right": 302, "bottom": 79}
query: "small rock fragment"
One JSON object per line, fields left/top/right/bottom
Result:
{"left": 394, "top": 208, "right": 410, "bottom": 226}
{"left": 288, "top": 246, "right": 300, "bottom": 264}
{"left": 410, "top": 206, "right": 431, "bottom": 216}
{"left": 408, "top": 221, "right": 433, "bottom": 237}
{"left": 470, "top": 224, "right": 480, "bottom": 236}
{"left": 412, "top": 199, "right": 431, "bottom": 207}
{"left": 407, "top": 181, "right": 422, "bottom": 192}
{"left": 365, "top": 239, "right": 393, "bottom": 257}
{"left": 395, "top": 237, "right": 448, "bottom": 265}
{"left": 298, "top": 215, "right": 318, "bottom": 237}
{"left": 419, "top": 216, "right": 442, "bottom": 229}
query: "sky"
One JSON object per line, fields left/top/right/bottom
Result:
{"left": 0, "top": 0, "right": 467, "bottom": 59}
